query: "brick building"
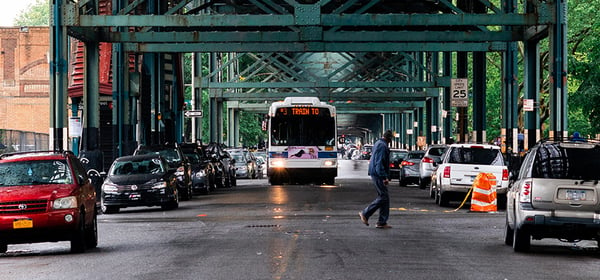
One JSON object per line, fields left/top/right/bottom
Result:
{"left": 0, "top": 26, "right": 50, "bottom": 135}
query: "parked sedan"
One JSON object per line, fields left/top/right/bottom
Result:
{"left": 180, "top": 143, "right": 214, "bottom": 194}
{"left": 389, "top": 148, "right": 409, "bottom": 180}
{"left": 418, "top": 145, "right": 447, "bottom": 189}
{"left": 101, "top": 154, "right": 179, "bottom": 214}
{"left": 134, "top": 144, "right": 193, "bottom": 200}
{"left": 205, "top": 142, "right": 236, "bottom": 188}
{"left": 399, "top": 150, "right": 425, "bottom": 186}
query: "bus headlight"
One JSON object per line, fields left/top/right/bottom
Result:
{"left": 323, "top": 160, "right": 336, "bottom": 167}
{"left": 271, "top": 159, "right": 285, "bottom": 168}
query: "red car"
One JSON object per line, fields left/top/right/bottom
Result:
{"left": 0, "top": 150, "right": 98, "bottom": 254}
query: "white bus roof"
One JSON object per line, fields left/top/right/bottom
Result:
{"left": 269, "top": 97, "right": 335, "bottom": 116}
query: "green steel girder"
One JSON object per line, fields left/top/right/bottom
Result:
{"left": 227, "top": 101, "right": 426, "bottom": 113}
{"left": 212, "top": 90, "right": 438, "bottom": 101}
{"left": 122, "top": 42, "right": 508, "bottom": 53}
{"left": 71, "top": 13, "right": 547, "bottom": 29}
{"left": 206, "top": 81, "right": 443, "bottom": 89}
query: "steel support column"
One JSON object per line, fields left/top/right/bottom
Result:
{"left": 50, "top": 0, "right": 68, "bottom": 150}
{"left": 456, "top": 52, "right": 468, "bottom": 143}
{"left": 549, "top": 0, "right": 568, "bottom": 139}
{"left": 442, "top": 52, "right": 453, "bottom": 144}
{"left": 523, "top": 0, "right": 541, "bottom": 151}
{"left": 472, "top": 51, "right": 486, "bottom": 144}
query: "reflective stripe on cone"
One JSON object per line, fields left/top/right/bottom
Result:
{"left": 470, "top": 173, "right": 497, "bottom": 212}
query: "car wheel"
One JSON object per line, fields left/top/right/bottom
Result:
{"left": 504, "top": 218, "right": 514, "bottom": 246}
{"left": 180, "top": 186, "right": 191, "bottom": 201}
{"left": 399, "top": 177, "right": 407, "bottom": 187}
{"left": 70, "top": 213, "right": 87, "bottom": 253}
{"left": 224, "top": 175, "right": 231, "bottom": 188}
{"left": 429, "top": 184, "right": 435, "bottom": 198}
{"left": 513, "top": 226, "right": 530, "bottom": 252}
{"left": 215, "top": 176, "right": 224, "bottom": 188}
{"left": 418, "top": 178, "right": 428, "bottom": 189}
{"left": 85, "top": 212, "right": 98, "bottom": 249}
{"left": 229, "top": 173, "right": 236, "bottom": 187}
{"left": 438, "top": 191, "right": 449, "bottom": 207}
{"left": 0, "top": 243, "right": 7, "bottom": 254}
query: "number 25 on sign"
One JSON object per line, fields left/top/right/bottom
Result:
{"left": 451, "top": 78, "right": 469, "bottom": 107}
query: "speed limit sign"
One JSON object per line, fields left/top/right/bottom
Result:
{"left": 451, "top": 78, "right": 469, "bottom": 107}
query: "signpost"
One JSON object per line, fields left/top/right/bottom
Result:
{"left": 451, "top": 78, "right": 469, "bottom": 107}
{"left": 184, "top": 110, "right": 203, "bottom": 117}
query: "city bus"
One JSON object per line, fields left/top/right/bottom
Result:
{"left": 267, "top": 97, "right": 338, "bottom": 185}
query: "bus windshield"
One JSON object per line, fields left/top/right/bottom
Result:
{"left": 270, "top": 112, "right": 335, "bottom": 146}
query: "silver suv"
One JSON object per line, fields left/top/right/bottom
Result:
{"left": 505, "top": 139, "right": 600, "bottom": 252}
{"left": 418, "top": 145, "right": 447, "bottom": 189}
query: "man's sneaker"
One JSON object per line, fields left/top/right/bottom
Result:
{"left": 358, "top": 212, "right": 369, "bottom": 226}
{"left": 376, "top": 224, "right": 392, "bottom": 229}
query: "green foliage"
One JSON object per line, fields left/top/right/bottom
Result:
{"left": 15, "top": 0, "right": 49, "bottom": 26}
{"left": 566, "top": 0, "right": 600, "bottom": 137}
{"left": 238, "top": 111, "right": 267, "bottom": 147}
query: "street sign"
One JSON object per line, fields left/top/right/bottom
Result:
{"left": 184, "top": 110, "right": 203, "bottom": 117}
{"left": 523, "top": 99, "right": 534, "bottom": 111}
{"left": 451, "top": 78, "right": 469, "bottom": 107}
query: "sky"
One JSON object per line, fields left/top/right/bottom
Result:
{"left": 0, "top": 0, "right": 37, "bottom": 27}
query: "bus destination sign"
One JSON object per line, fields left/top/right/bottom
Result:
{"left": 278, "top": 107, "right": 325, "bottom": 116}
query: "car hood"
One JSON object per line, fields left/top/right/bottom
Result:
{"left": 107, "top": 174, "right": 164, "bottom": 185}
{"left": 0, "top": 184, "right": 78, "bottom": 201}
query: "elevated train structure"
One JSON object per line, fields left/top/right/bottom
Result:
{"left": 49, "top": 0, "right": 567, "bottom": 171}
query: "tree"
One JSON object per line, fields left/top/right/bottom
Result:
{"left": 14, "top": 0, "right": 49, "bottom": 26}
{"left": 566, "top": 0, "right": 600, "bottom": 137}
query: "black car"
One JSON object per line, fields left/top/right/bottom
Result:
{"left": 205, "top": 142, "right": 236, "bottom": 188}
{"left": 133, "top": 144, "right": 193, "bottom": 200}
{"left": 100, "top": 154, "right": 179, "bottom": 214}
{"left": 180, "top": 143, "right": 215, "bottom": 194}
{"left": 360, "top": 145, "right": 373, "bottom": 160}
{"left": 389, "top": 148, "right": 409, "bottom": 180}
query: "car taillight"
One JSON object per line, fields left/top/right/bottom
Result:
{"left": 519, "top": 181, "right": 532, "bottom": 203}
{"left": 443, "top": 166, "right": 451, "bottom": 178}
{"left": 502, "top": 168, "right": 509, "bottom": 181}
{"left": 422, "top": 157, "right": 434, "bottom": 163}
{"left": 401, "top": 161, "right": 414, "bottom": 166}
{"left": 389, "top": 163, "right": 395, "bottom": 168}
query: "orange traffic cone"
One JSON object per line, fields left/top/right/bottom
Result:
{"left": 470, "top": 173, "right": 497, "bottom": 212}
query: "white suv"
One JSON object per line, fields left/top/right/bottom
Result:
{"left": 432, "top": 143, "right": 509, "bottom": 207}
{"left": 505, "top": 139, "right": 600, "bottom": 252}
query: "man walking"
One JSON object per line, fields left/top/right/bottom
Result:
{"left": 359, "top": 130, "right": 393, "bottom": 229}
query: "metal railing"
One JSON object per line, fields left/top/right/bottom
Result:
{"left": 0, "top": 129, "right": 49, "bottom": 153}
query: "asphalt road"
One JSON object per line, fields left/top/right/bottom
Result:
{"left": 2, "top": 160, "right": 600, "bottom": 280}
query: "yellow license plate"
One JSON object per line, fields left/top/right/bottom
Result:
{"left": 13, "top": 219, "right": 33, "bottom": 229}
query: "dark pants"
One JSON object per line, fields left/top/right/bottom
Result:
{"left": 362, "top": 176, "right": 389, "bottom": 225}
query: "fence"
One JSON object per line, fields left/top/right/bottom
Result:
{"left": 0, "top": 129, "right": 49, "bottom": 152}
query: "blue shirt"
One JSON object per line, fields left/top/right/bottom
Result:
{"left": 368, "top": 138, "right": 390, "bottom": 179}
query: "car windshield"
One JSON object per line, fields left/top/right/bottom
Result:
{"left": 137, "top": 148, "right": 181, "bottom": 164}
{"left": 532, "top": 144, "right": 600, "bottom": 180}
{"left": 231, "top": 153, "right": 245, "bottom": 163}
{"left": 447, "top": 147, "right": 504, "bottom": 165}
{"left": 0, "top": 160, "right": 73, "bottom": 186}
{"left": 184, "top": 152, "right": 201, "bottom": 164}
{"left": 428, "top": 147, "right": 447, "bottom": 156}
{"left": 407, "top": 152, "right": 424, "bottom": 160}
{"left": 390, "top": 151, "right": 408, "bottom": 161}
{"left": 110, "top": 158, "right": 164, "bottom": 175}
